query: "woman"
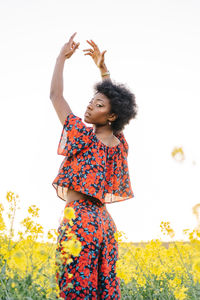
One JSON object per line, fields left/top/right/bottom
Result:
{"left": 50, "top": 32, "right": 138, "bottom": 299}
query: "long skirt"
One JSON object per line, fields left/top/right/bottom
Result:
{"left": 56, "top": 197, "right": 121, "bottom": 299}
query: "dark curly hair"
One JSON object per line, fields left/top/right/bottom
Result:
{"left": 94, "top": 80, "right": 138, "bottom": 133}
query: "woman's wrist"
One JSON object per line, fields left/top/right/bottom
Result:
{"left": 99, "top": 63, "right": 108, "bottom": 74}
{"left": 57, "top": 54, "right": 66, "bottom": 62}
{"left": 99, "top": 64, "right": 110, "bottom": 80}
{"left": 101, "top": 70, "right": 110, "bottom": 77}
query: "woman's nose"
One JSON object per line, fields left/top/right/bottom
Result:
{"left": 87, "top": 103, "right": 93, "bottom": 110}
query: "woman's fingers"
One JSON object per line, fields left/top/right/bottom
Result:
{"left": 69, "top": 32, "right": 77, "bottom": 43}
{"left": 86, "top": 40, "right": 94, "bottom": 47}
{"left": 86, "top": 40, "right": 100, "bottom": 52}
{"left": 73, "top": 42, "right": 80, "bottom": 51}
{"left": 90, "top": 40, "right": 99, "bottom": 50}
{"left": 101, "top": 50, "right": 107, "bottom": 59}
{"left": 83, "top": 48, "right": 94, "bottom": 53}
{"left": 68, "top": 32, "right": 78, "bottom": 49}
{"left": 67, "top": 42, "right": 79, "bottom": 57}
{"left": 84, "top": 52, "right": 93, "bottom": 56}
{"left": 84, "top": 39, "right": 105, "bottom": 67}
{"left": 59, "top": 33, "right": 80, "bottom": 59}
{"left": 71, "top": 41, "right": 75, "bottom": 49}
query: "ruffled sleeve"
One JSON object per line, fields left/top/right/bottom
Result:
{"left": 115, "top": 131, "right": 129, "bottom": 154}
{"left": 57, "top": 113, "right": 92, "bottom": 158}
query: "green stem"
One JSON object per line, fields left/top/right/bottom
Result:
{"left": 173, "top": 241, "right": 197, "bottom": 299}
{"left": 0, "top": 278, "right": 11, "bottom": 299}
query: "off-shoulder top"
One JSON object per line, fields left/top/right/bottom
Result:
{"left": 52, "top": 113, "right": 134, "bottom": 204}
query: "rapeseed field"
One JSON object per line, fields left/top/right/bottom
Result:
{"left": 0, "top": 191, "right": 200, "bottom": 299}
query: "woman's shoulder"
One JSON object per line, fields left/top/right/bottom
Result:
{"left": 57, "top": 113, "right": 94, "bottom": 157}
{"left": 63, "top": 112, "right": 93, "bottom": 134}
{"left": 61, "top": 113, "right": 129, "bottom": 154}
{"left": 115, "top": 131, "right": 129, "bottom": 153}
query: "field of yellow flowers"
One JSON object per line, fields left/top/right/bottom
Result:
{"left": 0, "top": 191, "right": 200, "bottom": 299}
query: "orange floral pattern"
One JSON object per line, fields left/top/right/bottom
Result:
{"left": 56, "top": 198, "right": 121, "bottom": 299}
{"left": 52, "top": 113, "right": 134, "bottom": 204}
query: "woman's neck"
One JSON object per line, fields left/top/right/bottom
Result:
{"left": 93, "top": 124, "right": 113, "bottom": 137}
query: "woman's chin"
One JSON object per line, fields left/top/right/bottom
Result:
{"left": 84, "top": 116, "right": 90, "bottom": 124}
{"left": 84, "top": 115, "right": 91, "bottom": 123}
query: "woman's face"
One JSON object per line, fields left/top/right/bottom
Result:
{"left": 84, "top": 92, "right": 113, "bottom": 125}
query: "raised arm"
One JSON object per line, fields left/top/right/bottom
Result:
{"left": 50, "top": 33, "right": 80, "bottom": 125}
{"left": 83, "top": 40, "right": 111, "bottom": 81}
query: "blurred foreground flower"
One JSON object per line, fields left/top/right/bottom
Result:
{"left": 171, "top": 146, "right": 185, "bottom": 162}
{"left": 61, "top": 239, "right": 82, "bottom": 257}
{"left": 160, "top": 221, "right": 175, "bottom": 238}
{"left": 64, "top": 207, "right": 76, "bottom": 220}
{"left": 192, "top": 203, "right": 200, "bottom": 229}
{"left": 0, "top": 191, "right": 81, "bottom": 300}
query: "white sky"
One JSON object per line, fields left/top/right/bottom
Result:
{"left": 0, "top": 0, "right": 200, "bottom": 242}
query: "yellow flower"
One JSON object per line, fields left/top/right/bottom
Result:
{"left": 61, "top": 239, "right": 82, "bottom": 257}
{"left": 160, "top": 221, "right": 175, "bottom": 238}
{"left": 66, "top": 231, "right": 74, "bottom": 238}
{"left": 28, "top": 205, "right": 40, "bottom": 218}
{"left": 11, "top": 282, "right": 16, "bottom": 288}
{"left": 169, "top": 277, "right": 181, "bottom": 289}
{"left": 68, "top": 239, "right": 82, "bottom": 257}
{"left": 114, "top": 230, "right": 127, "bottom": 242}
{"left": 6, "top": 191, "right": 15, "bottom": 202}
{"left": 47, "top": 230, "right": 54, "bottom": 240}
{"left": 0, "top": 206, "right": 6, "bottom": 232}
{"left": 171, "top": 147, "right": 185, "bottom": 162}
{"left": 174, "top": 286, "right": 188, "bottom": 300}
{"left": 136, "top": 276, "right": 146, "bottom": 287}
{"left": 67, "top": 258, "right": 73, "bottom": 264}
{"left": 64, "top": 207, "right": 75, "bottom": 220}
{"left": 0, "top": 203, "right": 4, "bottom": 212}
{"left": 192, "top": 258, "right": 200, "bottom": 273}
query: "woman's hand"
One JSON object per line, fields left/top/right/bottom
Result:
{"left": 59, "top": 32, "right": 80, "bottom": 60}
{"left": 83, "top": 40, "right": 107, "bottom": 70}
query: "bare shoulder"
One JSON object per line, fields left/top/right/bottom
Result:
{"left": 113, "top": 135, "right": 121, "bottom": 146}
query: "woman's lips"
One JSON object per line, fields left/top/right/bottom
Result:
{"left": 84, "top": 111, "right": 91, "bottom": 117}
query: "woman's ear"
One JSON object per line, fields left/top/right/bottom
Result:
{"left": 108, "top": 113, "right": 118, "bottom": 122}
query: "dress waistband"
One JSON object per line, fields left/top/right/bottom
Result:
{"left": 65, "top": 197, "right": 105, "bottom": 208}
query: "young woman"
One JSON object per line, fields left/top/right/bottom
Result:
{"left": 50, "top": 32, "right": 138, "bottom": 299}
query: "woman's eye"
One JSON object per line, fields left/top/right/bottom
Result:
{"left": 97, "top": 104, "right": 103, "bottom": 107}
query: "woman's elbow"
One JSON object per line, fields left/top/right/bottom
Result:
{"left": 50, "top": 90, "right": 60, "bottom": 101}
